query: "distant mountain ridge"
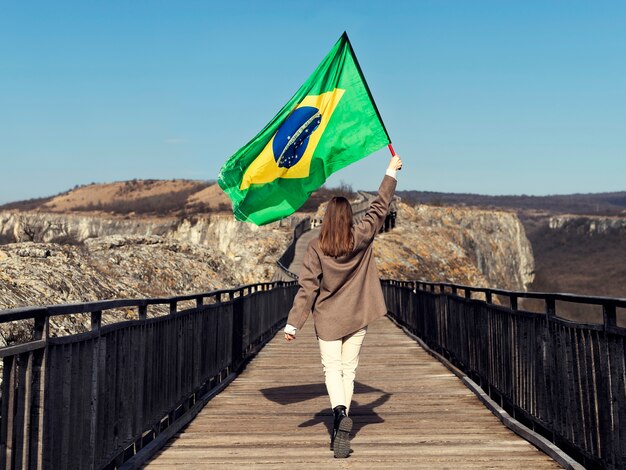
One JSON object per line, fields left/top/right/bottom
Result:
{"left": 2, "top": 179, "right": 625, "bottom": 216}
{"left": 396, "top": 190, "right": 626, "bottom": 215}
{"left": 0, "top": 179, "right": 356, "bottom": 216}
{"left": 0, "top": 179, "right": 225, "bottom": 216}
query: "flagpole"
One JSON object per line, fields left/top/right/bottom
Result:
{"left": 388, "top": 144, "right": 396, "bottom": 156}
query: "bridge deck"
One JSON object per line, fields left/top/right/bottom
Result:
{"left": 145, "top": 316, "right": 561, "bottom": 469}
{"left": 287, "top": 226, "right": 320, "bottom": 276}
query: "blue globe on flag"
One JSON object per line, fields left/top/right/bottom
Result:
{"left": 272, "top": 106, "right": 322, "bottom": 168}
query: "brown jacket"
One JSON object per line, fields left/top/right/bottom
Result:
{"left": 286, "top": 174, "right": 397, "bottom": 341}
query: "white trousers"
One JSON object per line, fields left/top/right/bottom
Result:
{"left": 318, "top": 327, "right": 367, "bottom": 413}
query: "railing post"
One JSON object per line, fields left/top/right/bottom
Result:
{"left": 545, "top": 298, "right": 556, "bottom": 317}
{"left": 169, "top": 301, "right": 177, "bottom": 315}
{"left": 138, "top": 305, "right": 147, "bottom": 321}
{"left": 231, "top": 291, "right": 244, "bottom": 369}
{"left": 510, "top": 295, "right": 518, "bottom": 311}
{"left": 465, "top": 288, "right": 472, "bottom": 300}
{"left": 603, "top": 303, "right": 617, "bottom": 329}
{"left": 485, "top": 290, "right": 492, "bottom": 304}
{"left": 91, "top": 310, "right": 103, "bottom": 331}
{"left": 33, "top": 315, "right": 49, "bottom": 341}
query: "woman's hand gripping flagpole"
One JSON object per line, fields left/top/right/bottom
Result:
{"left": 387, "top": 144, "right": 403, "bottom": 172}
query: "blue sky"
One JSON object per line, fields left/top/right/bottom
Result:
{"left": 1, "top": 0, "right": 625, "bottom": 204}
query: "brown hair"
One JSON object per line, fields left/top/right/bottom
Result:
{"left": 319, "top": 196, "right": 354, "bottom": 257}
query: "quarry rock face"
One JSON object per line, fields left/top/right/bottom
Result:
{"left": 548, "top": 214, "right": 626, "bottom": 235}
{"left": 170, "top": 216, "right": 291, "bottom": 283}
{"left": 0, "top": 241, "right": 142, "bottom": 345}
{"left": 0, "top": 211, "right": 175, "bottom": 243}
{"left": 0, "top": 213, "right": 292, "bottom": 345}
{"left": 0, "top": 211, "right": 292, "bottom": 284}
{"left": 374, "top": 203, "right": 535, "bottom": 291}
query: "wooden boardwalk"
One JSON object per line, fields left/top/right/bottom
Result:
{"left": 274, "top": 226, "right": 321, "bottom": 281}
{"left": 287, "top": 226, "right": 320, "bottom": 276}
{"left": 145, "top": 316, "right": 561, "bottom": 469}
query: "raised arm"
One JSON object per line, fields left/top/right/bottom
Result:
{"left": 284, "top": 241, "right": 322, "bottom": 338}
{"left": 353, "top": 155, "right": 402, "bottom": 248}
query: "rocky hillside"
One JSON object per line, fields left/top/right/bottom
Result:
{"left": 0, "top": 212, "right": 293, "bottom": 345}
{"left": 0, "top": 211, "right": 292, "bottom": 281}
{"left": 374, "top": 203, "right": 534, "bottom": 292}
{"left": 547, "top": 214, "right": 626, "bottom": 234}
{"left": 0, "top": 179, "right": 229, "bottom": 216}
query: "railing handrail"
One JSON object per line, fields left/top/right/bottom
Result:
{"left": 0, "top": 281, "right": 282, "bottom": 324}
{"left": 395, "top": 279, "right": 626, "bottom": 307}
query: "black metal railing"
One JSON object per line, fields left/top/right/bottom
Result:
{"left": 0, "top": 281, "right": 298, "bottom": 470}
{"left": 382, "top": 279, "right": 626, "bottom": 470}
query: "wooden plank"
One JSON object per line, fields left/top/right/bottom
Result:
{"left": 608, "top": 335, "right": 626, "bottom": 468}
{"left": 10, "top": 354, "right": 27, "bottom": 469}
{"left": 87, "top": 336, "right": 100, "bottom": 468}
{"left": 134, "top": 322, "right": 146, "bottom": 452}
{"left": 1, "top": 356, "right": 17, "bottom": 468}
{"left": 28, "top": 347, "right": 46, "bottom": 470}
{"left": 20, "top": 351, "right": 34, "bottom": 469}
{"left": 93, "top": 331, "right": 107, "bottom": 467}
{"left": 60, "top": 343, "right": 74, "bottom": 468}
{"left": 594, "top": 330, "right": 613, "bottom": 466}
{"left": 118, "top": 326, "right": 132, "bottom": 451}
{"left": 105, "top": 331, "right": 118, "bottom": 463}
{"left": 42, "top": 346, "right": 59, "bottom": 467}
{"left": 589, "top": 330, "right": 603, "bottom": 458}
{"left": 606, "top": 334, "right": 621, "bottom": 466}
{"left": 144, "top": 317, "right": 561, "bottom": 469}
{"left": 81, "top": 341, "right": 94, "bottom": 468}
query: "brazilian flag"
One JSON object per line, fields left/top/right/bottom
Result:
{"left": 218, "top": 32, "right": 390, "bottom": 225}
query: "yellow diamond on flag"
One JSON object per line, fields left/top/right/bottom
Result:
{"left": 239, "top": 88, "right": 345, "bottom": 190}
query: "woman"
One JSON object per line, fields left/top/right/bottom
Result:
{"left": 284, "top": 154, "right": 402, "bottom": 458}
